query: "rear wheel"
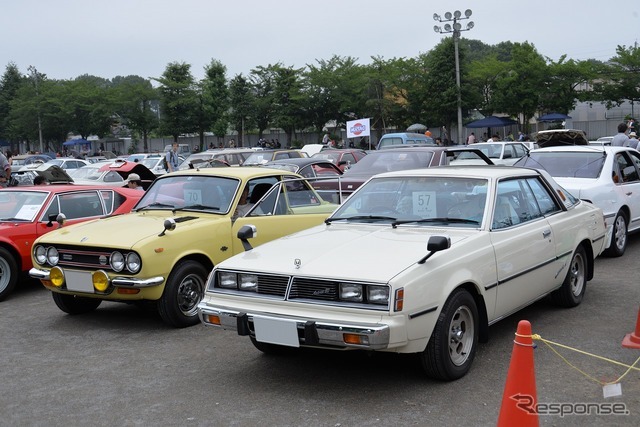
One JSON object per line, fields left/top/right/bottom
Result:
{"left": 52, "top": 292, "right": 102, "bottom": 314}
{"left": 157, "top": 260, "right": 207, "bottom": 328}
{"left": 0, "top": 248, "right": 18, "bottom": 301}
{"left": 420, "top": 289, "right": 478, "bottom": 381}
{"left": 550, "top": 246, "right": 587, "bottom": 307}
{"left": 604, "top": 212, "right": 627, "bottom": 257}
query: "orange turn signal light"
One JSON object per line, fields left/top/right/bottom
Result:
{"left": 206, "top": 314, "right": 221, "bottom": 325}
{"left": 343, "top": 333, "right": 368, "bottom": 345}
{"left": 116, "top": 288, "right": 140, "bottom": 295}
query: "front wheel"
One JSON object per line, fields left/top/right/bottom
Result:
{"left": 52, "top": 292, "right": 102, "bottom": 314}
{"left": 420, "top": 289, "right": 478, "bottom": 381}
{"left": 0, "top": 248, "right": 18, "bottom": 301}
{"left": 549, "top": 246, "right": 587, "bottom": 308}
{"left": 604, "top": 212, "right": 627, "bottom": 257}
{"left": 158, "top": 260, "right": 207, "bottom": 328}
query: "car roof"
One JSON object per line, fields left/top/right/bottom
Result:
{"left": 378, "top": 165, "right": 541, "bottom": 180}
{"left": 163, "top": 165, "right": 301, "bottom": 180}
{"left": 265, "top": 158, "right": 336, "bottom": 166}
{"left": 529, "top": 145, "right": 624, "bottom": 153}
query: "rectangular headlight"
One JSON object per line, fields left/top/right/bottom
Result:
{"left": 218, "top": 272, "right": 238, "bottom": 289}
{"left": 367, "top": 285, "right": 390, "bottom": 304}
{"left": 238, "top": 274, "right": 258, "bottom": 292}
{"left": 339, "top": 283, "right": 363, "bottom": 302}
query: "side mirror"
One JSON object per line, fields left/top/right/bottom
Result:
{"left": 158, "top": 218, "right": 177, "bottom": 236}
{"left": 237, "top": 224, "right": 257, "bottom": 251}
{"left": 418, "top": 235, "right": 451, "bottom": 264}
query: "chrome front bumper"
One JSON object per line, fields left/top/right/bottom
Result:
{"left": 198, "top": 305, "right": 390, "bottom": 350}
{"left": 29, "top": 267, "right": 164, "bottom": 288}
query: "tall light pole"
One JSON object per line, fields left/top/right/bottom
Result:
{"left": 434, "top": 9, "right": 474, "bottom": 145}
{"left": 28, "top": 65, "right": 44, "bottom": 153}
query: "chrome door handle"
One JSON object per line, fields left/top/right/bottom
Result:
{"left": 542, "top": 230, "right": 551, "bottom": 238}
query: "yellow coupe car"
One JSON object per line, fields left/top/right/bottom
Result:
{"left": 29, "top": 167, "right": 337, "bottom": 327}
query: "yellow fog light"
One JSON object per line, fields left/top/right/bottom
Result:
{"left": 92, "top": 270, "right": 110, "bottom": 292}
{"left": 50, "top": 267, "right": 65, "bottom": 287}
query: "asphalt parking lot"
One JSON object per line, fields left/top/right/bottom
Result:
{"left": 1, "top": 238, "right": 639, "bottom": 426}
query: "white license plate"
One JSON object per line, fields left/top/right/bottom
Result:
{"left": 253, "top": 316, "right": 299, "bottom": 347}
{"left": 64, "top": 270, "right": 94, "bottom": 293}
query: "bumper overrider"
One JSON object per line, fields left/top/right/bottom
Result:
{"left": 198, "top": 304, "right": 391, "bottom": 350}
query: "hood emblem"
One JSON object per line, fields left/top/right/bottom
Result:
{"left": 294, "top": 258, "right": 301, "bottom": 269}
{"left": 81, "top": 237, "right": 88, "bottom": 242}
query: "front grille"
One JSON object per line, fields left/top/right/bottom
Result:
{"left": 289, "top": 278, "right": 338, "bottom": 301}
{"left": 56, "top": 245, "right": 115, "bottom": 271}
{"left": 255, "top": 275, "right": 289, "bottom": 297}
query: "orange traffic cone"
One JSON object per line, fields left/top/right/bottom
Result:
{"left": 497, "top": 320, "right": 539, "bottom": 427}
{"left": 622, "top": 306, "right": 640, "bottom": 349}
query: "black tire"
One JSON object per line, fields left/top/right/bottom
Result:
{"left": 420, "top": 289, "right": 478, "bottom": 381}
{"left": 0, "top": 247, "right": 18, "bottom": 302}
{"left": 157, "top": 260, "right": 207, "bottom": 328}
{"left": 549, "top": 246, "right": 587, "bottom": 308}
{"left": 604, "top": 212, "right": 627, "bottom": 257}
{"left": 51, "top": 292, "right": 102, "bottom": 314}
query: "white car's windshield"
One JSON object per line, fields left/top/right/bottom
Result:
{"left": 344, "top": 151, "right": 433, "bottom": 175}
{"left": 330, "top": 176, "right": 489, "bottom": 227}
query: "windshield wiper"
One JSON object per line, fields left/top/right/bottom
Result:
{"left": 0, "top": 217, "right": 30, "bottom": 222}
{"left": 325, "top": 215, "right": 396, "bottom": 224}
{"left": 137, "top": 202, "right": 175, "bottom": 211}
{"left": 392, "top": 217, "right": 479, "bottom": 227}
{"left": 173, "top": 204, "right": 220, "bottom": 212}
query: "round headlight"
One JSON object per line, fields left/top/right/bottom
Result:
{"left": 126, "top": 252, "right": 141, "bottom": 273}
{"left": 92, "top": 270, "right": 110, "bottom": 292}
{"left": 46, "top": 247, "right": 59, "bottom": 266}
{"left": 110, "top": 251, "right": 125, "bottom": 272}
{"left": 34, "top": 245, "right": 47, "bottom": 265}
{"left": 50, "top": 266, "right": 64, "bottom": 287}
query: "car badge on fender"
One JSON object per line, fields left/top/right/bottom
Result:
{"left": 81, "top": 237, "right": 88, "bottom": 242}
{"left": 294, "top": 258, "right": 301, "bottom": 269}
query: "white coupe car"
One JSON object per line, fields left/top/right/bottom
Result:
{"left": 515, "top": 145, "right": 640, "bottom": 256}
{"left": 198, "top": 166, "right": 608, "bottom": 381}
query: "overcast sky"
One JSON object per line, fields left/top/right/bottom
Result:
{"left": 2, "top": 0, "right": 638, "bottom": 82}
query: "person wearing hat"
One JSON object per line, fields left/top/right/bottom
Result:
{"left": 628, "top": 131, "right": 639, "bottom": 150}
{"left": 124, "top": 173, "right": 144, "bottom": 191}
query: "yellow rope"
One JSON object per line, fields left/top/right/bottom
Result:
{"left": 520, "top": 333, "right": 640, "bottom": 386}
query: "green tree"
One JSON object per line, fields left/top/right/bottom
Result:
{"left": 271, "top": 64, "right": 305, "bottom": 146}
{"left": 591, "top": 44, "right": 640, "bottom": 115}
{"left": 540, "top": 56, "right": 595, "bottom": 115}
{"left": 198, "top": 59, "right": 229, "bottom": 150}
{"left": 155, "top": 62, "right": 197, "bottom": 142}
{"left": 111, "top": 75, "right": 159, "bottom": 151}
{"left": 249, "top": 65, "right": 276, "bottom": 140}
{"left": 491, "top": 42, "right": 547, "bottom": 133}
{"left": 0, "top": 63, "right": 26, "bottom": 151}
{"left": 228, "top": 74, "right": 254, "bottom": 147}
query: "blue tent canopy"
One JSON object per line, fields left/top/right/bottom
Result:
{"left": 466, "top": 116, "right": 517, "bottom": 128}
{"left": 537, "top": 113, "right": 571, "bottom": 122}
{"left": 63, "top": 138, "right": 91, "bottom": 146}
{"left": 0, "top": 139, "right": 9, "bottom": 147}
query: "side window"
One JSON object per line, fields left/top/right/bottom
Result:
{"left": 42, "top": 197, "right": 60, "bottom": 221}
{"left": 298, "top": 165, "right": 315, "bottom": 178}
{"left": 492, "top": 179, "right": 522, "bottom": 229}
{"left": 284, "top": 179, "right": 321, "bottom": 208}
{"left": 617, "top": 153, "right": 639, "bottom": 183}
{"left": 342, "top": 153, "right": 356, "bottom": 164}
{"left": 274, "top": 153, "right": 288, "bottom": 160}
{"left": 527, "top": 178, "right": 561, "bottom": 216}
{"left": 100, "top": 190, "right": 126, "bottom": 215}
{"left": 629, "top": 150, "right": 640, "bottom": 173}
{"left": 513, "top": 144, "right": 526, "bottom": 158}
{"left": 104, "top": 171, "right": 123, "bottom": 183}
{"left": 58, "top": 192, "right": 105, "bottom": 219}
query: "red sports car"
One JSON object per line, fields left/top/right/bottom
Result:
{"left": 0, "top": 185, "right": 144, "bottom": 300}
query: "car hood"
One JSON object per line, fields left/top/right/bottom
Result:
{"left": 38, "top": 211, "right": 208, "bottom": 249}
{"left": 220, "top": 224, "right": 473, "bottom": 282}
